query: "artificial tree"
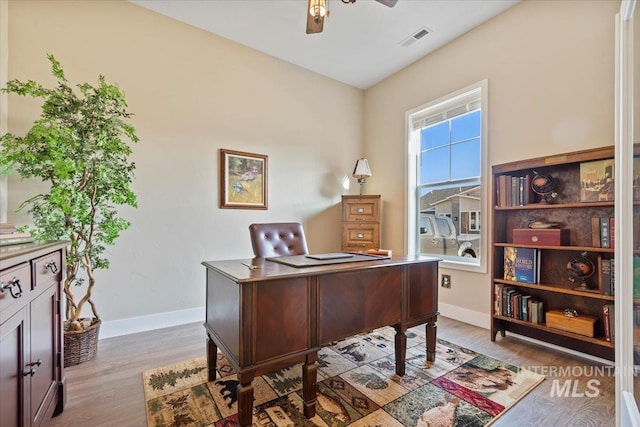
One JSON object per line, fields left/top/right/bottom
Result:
{"left": 0, "top": 54, "right": 138, "bottom": 337}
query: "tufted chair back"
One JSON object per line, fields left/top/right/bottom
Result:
{"left": 249, "top": 222, "right": 309, "bottom": 258}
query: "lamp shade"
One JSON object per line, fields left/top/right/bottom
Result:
{"left": 352, "top": 158, "right": 372, "bottom": 178}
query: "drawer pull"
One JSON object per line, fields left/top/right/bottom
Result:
{"left": 23, "top": 359, "right": 42, "bottom": 377}
{"left": 0, "top": 277, "right": 23, "bottom": 299}
{"left": 28, "top": 359, "right": 43, "bottom": 367}
{"left": 44, "top": 261, "right": 59, "bottom": 274}
{"left": 357, "top": 233, "right": 364, "bottom": 238}
{"left": 357, "top": 208, "right": 364, "bottom": 213}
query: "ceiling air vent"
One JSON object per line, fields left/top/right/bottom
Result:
{"left": 399, "top": 26, "right": 431, "bottom": 47}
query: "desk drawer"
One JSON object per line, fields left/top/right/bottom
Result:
{"left": 0, "top": 262, "right": 31, "bottom": 321}
{"left": 33, "top": 251, "right": 62, "bottom": 290}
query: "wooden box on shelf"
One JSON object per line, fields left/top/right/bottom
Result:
{"left": 546, "top": 309, "right": 597, "bottom": 337}
{"left": 513, "top": 228, "right": 570, "bottom": 246}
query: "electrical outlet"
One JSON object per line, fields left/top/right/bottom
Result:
{"left": 441, "top": 274, "right": 451, "bottom": 288}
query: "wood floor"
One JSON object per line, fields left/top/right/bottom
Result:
{"left": 47, "top": 316, "right": 615, "bottom": 427}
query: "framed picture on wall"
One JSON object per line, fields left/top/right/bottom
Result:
{"left": 219, "top": 149, "right": 268, "bottom": 209}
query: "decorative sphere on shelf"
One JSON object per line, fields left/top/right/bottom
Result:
{"left": 566, "top": 254, "right": 595, "bottom": 290}
{"left": 531, "top": 171, "right": 558, "bottom": 203}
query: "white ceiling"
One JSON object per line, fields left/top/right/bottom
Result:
{"left": 130, "top": 0, "right": 519, "bottom": 90}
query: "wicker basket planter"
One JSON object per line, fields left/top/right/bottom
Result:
{"left": 64, "top": 319, "right": 101, "bottom": 367}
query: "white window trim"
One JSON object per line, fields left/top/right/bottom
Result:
{"left": 468, "top": 211, "right": 481, "bottom": 231}
{"left": 405, "top": 79, "right": 489, "bottom": 273}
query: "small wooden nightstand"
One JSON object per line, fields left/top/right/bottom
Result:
{"left": 341, "top": 195, "right": 381, "bottom": 252}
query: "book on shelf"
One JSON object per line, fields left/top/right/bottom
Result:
{"left": 520, "top": 295, "right": 531, "bottom": 322}
{"left": 502, "top": 286, "right": 517, "bottom": 317}
{"left": 496, "top": 173, "right": 535, "bottom": 207}
{"left": 609, "top": 217, "right": 615, "bottom": 249}
{"left": 591, "top": 217, "right": 601, "bottom": 247}
{"left": 599, "top": 258, "right": 612, "bottom": 295}
{"left": 603, "top": 303, "right": 615, "bottom": 343}
{"left": 496, "top": 175, "right": 507, "bottom": 207}
{"left": 600, "top": 216, "right": 611, "bottom": 248}
{"left": 496, "top": 283, "right": 544, "bottom": 324}
{"left": 504, "top": 246, "right": 538, "bottom": 284}
{"left": 590, "top": 216, "right": 615, "bottom": 249}
{"left": 505, "top": 175, "right": 512, "bottom": 207}
{"left": 579, "top": 158, "right": 614, "bottom": 202}
{"left": 511, "top": 292, "right": 522, "bottom": 320}
{"left": 611, "top": 258, "right": 615, "bottom": 296}
{"left": 511, "top": 176, "right": 518, "bottom": 207}
{"left": 530, "top": 300, "right": 544, "bottom": 324}
{"left": 523, "top": 173, "right": 533, "bottom": 205}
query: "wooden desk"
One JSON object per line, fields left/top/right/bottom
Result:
{"left": 202, "top": 255, "right": 439, "bottom": 427}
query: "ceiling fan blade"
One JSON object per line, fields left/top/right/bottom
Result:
{"left": 306, "top": 0, "right": 324, "bottom": 34}
{"left": 375, "top": 0, "right": 398, "bottom": 7}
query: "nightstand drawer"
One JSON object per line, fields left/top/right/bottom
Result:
{"left": 0, "top": 262, "right": 31, "bottom": 322}
{"left": 33, "top": 251, "right": 62, "bottom": 289}
{"left": 342, "top": 196, "right": 380, "bottom": 222}
{"left": 342, "top": 223, "right": 380, "bottom": 248}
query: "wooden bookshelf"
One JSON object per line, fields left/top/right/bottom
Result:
{"left": 489, "top": 145, "right": 640, "bottom": 361}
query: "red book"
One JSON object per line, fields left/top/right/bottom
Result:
{"left": 609, "top": 217, "right": 615, "bottom": 249}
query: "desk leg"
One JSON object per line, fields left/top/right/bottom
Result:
{"left": 302, "top": 352, "right": 318, "bottom": 419}
{"left": 206, "top": 336, "right": 217, "bottom": 382}
{"left": 394, "top": 326, "right": 407, "bottom": 376}
{"left": 237, "top": 372, "right": 255, "bottom": 427}
{"left": 426, "top": 321, "right": 437, "bottom": 362}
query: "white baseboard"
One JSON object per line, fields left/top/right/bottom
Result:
{"left": 99, "top": 306, "right": 205, "bottom": 340}
{"left": 438, "top": 302, "right": 490, "bottom": 329}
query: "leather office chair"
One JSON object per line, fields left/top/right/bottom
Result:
{"left": 249, "top": 222, "right": 309, "bottom": 258}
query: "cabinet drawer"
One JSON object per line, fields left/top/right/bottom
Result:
{"left": 342, "top": 223, "right": 380, "bottom": 248}
{"left": 0, "top": 262, "right": 31, "bottom": 322}
{"left": 33, "top": 251, "right": 62, "bottom": 290}
{"left": 342, "top": 197, "right": 380, "bottom": 222}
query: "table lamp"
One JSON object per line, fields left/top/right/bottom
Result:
{"left": 352, "top": 158, "right": 372, "bottom": 195}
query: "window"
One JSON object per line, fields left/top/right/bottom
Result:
{"left": 406, "top": 81, "right": 488, "bottom": 271}
{"left": 468, "top": 211, "right": 481, "bottom": 231}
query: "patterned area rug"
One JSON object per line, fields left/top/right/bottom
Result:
{"left": 143, "top": 326, "right": 543, "bottom": 427}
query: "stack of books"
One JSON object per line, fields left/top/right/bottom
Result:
{"left": 494, "top": 284, "right": 545, "bottom": 324}
{"left": 0, "top": 222, "right": 34, "bottom": 246}
{"left": 495, "top": 173, "right": 536, "bottom": 207}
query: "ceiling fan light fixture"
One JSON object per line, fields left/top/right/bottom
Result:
{"left": 309, "top": 0, "right": 328, "bottom": 23}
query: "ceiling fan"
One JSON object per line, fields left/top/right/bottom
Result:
{"left": 306, "top": 0, "right": 398, "bottom": 34}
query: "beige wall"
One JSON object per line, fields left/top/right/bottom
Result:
{"left": 5, "top": 0, "right": 363, "bottom": 331}
{"left": 364, "top": 0, "right": 619, "bottom": 323}
{"left": 5, "top": 0, "right": 621, "bottom": 333}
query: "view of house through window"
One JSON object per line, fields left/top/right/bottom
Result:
{"left": 408, "top": 84, "right": 484, "bottom": 265}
